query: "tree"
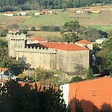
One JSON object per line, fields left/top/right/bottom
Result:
{"left": 0, "top": 80, "right": 68, "bottom": 112}
{"left": 61, "top": 21, "right": 82, "bottom": 43}
{"left": 86, "top": 67, "right": 93, "bottom": 79}
{"left": 31, "top": 26, "right": 36, "bottom": 31}
{"left": 95, "top": 37, "right": 112, "bottom": 75}
{"left": 0, "top": 27, "right": 8, "bottom": 37}
{"left": 70, "top": 76, "right": 82, "bottom": 83}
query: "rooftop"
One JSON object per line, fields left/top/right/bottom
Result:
{"left": 0, "top": 68, "right": 8, "bottom": 72}
{"left": 76, "top": 40, "right": 92, "bottom": 44}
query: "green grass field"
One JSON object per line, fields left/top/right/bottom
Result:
{"left": 21, "top": 12, "right": 76, "bottom": 26}
{"left": 0, "top": 13, "right": 7, "bottom": 25}
{"left": 0, "top": 7, "right": 112, "bottom": 32}
{"left": 89, "top": 25, "right": 112, "bottom": 31}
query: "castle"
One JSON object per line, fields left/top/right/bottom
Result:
{"left": 7, "top": 34, "right": 93, "bottom": 73}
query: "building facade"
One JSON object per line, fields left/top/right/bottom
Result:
{"left": 7, "top": 34, "right": 90, "bottom": 73}
{"left": 60, "top": 77, "right": 112, "bottom": 112}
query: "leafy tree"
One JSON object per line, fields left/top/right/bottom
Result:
{"left": 0, "top": 80, "right": 68, "bottom": 112}
{"left": 70, "top": 76, "right": 82, "bottom": 83}
{"left": 81, "top": 28, "right": 103, "bottom": 41}
{"left": 86, "top": 67, "right": 93, "bottom": 79}
{"left": 31, "top": 26, "right": 36, "bottom": 31}
{"left": 0, "top": 27, "right": 8, "bottom": 37}
{"left": 61, "top": 21, "right": 82, "bottom": 43}
{"left": 95, "top": 37, "right": 112, "bottom": 75}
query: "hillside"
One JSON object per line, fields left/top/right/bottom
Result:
{"left": 0, "top": 0, "right": 112, "bottom": 11}
{"left": 1, "top": 6, "right": 112, "bottom": 31}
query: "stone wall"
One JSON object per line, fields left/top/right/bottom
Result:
{"left": 7, "top": 34, "right": 26, "bottom": 57}
{"left": 16, "top": 47, "right": 57, "bottom": 70}
{"left": 56, "top": 50, "right": 89, "bottom": 73}
{"left": 7, "top": 34, "right": 89, "bottom": 73}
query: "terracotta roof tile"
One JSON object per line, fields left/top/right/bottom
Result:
{"left": 0, "top": 68, "right": 8, "bottom": 72}
{"left": 77, "top": 40, "right": 92, "bottom": 44}
{"left": 5, "top": 12, "right": 13, "bottom": 14}
{"left": 40, "top": 42, "right": 89, "bottom": 51}
{"left": 42, "top": 42, "right": 65, "bottom": 49}
{"left": 56, "top": 43, "right": 89, "bottom": 51}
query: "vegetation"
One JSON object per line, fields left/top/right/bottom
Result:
{"left": 86, "top": 67, "right": 93, "bottom": 79}
{"left": 0, "top": 26, "right": 8, "bottom": 37}
{"left": 0, "top": 40, "right": 30, "bottom": 75}
{"left": 0, "top": 0, "right": 112, "bottom": 11}
{"left": 0, "top": 80, "right": 68, "bottom": 112}
{"left": 95, "top": 37, "right": 112, "bottom": 75}
{"left": 70, "top": 76, "right": 82, "bottom": 83}
{"left": 61, "top": 21, "right": 82, "bottom": 43}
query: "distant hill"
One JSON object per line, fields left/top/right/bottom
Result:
{"left": 0, "top": 0, "right": 112, "bottom": 11}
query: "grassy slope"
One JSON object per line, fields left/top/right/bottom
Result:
{"left": 0, "top": 13, "right": 7, "bottom": 25}
{"left": 20, "top": 12, "right": 76, "bottom": 26}
{"left": 0, "top": 7, "right": 112, "bottom": 31}
{"left": 28, "top": 31, "right": 61, "bottom": 38}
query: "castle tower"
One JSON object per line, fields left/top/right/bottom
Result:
{"left": 7, "top": 34, "right": 27, "bottom": 57}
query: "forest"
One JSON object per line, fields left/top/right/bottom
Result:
{"left": 0, "top": 0, "right": 112, "bottom": 11}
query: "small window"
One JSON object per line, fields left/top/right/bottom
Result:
{"left": 92, "top": 90, "right": 97, "bottom": 96}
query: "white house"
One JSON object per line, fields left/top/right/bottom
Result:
{"left": 4, "top": 12, "right": 14, "bottom": 16}
{"left": 0, "top": 68, "right": 16, "bottom": 80}
{"left": 19, "top": 11, "right": 26, "bottom": 16}
{"left": 95, "top": 38, "right": 107, "bottom": 44}
{"left": 34, "top": 12, "right": 40, "bottom": 16}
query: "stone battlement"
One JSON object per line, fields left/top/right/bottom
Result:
{"left": 16, "top": 47, "right": 57, "bottom": 54}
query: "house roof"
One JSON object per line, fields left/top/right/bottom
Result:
{"left": 0, "top": 79, "right": 6, "bottom": 83}
{"left": 76, "top": 40, "right": 92, "bottom": 44}
{"left": 4, "top": 11, "right": 13, "bottom": 14}
{"left": 70, "top": 76, "right": 112, "bottom": 85}
{"left": 0, "top": 68, "right": 8, "bottom": 72}
{"left": 56, "top": 43, "right": 89, "bottom": 51}
{"left": 41, "top": 42, "right": 88, "bottom": 51}
{"left": 42, "top": 42, "right": 65, "bottom": 49}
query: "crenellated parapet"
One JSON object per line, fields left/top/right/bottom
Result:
{"left": 15, "top": 47, "right": 57, "bottom": 54}
{"left": 6, "top": 34, "right": 27, "bottom": 40}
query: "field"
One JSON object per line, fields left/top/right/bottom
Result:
{"left": 0, "top": 6, "right": 112, "bottom": 31}
{"left": 28, "top": 31, "right": 61, "bottom": 38}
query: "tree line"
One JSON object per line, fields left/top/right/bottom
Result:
{"left": 0, "top": 0, "right": 112, "bottom": 11}
{"left": 0, "top": 80, "right": 68, "bottom": 112}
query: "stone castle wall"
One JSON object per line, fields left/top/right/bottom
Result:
{"left": 16, "top": 47, "right": 56, "bottom": 70}
{"left": 7, "top": 34, "right": 89, "bottom": 73}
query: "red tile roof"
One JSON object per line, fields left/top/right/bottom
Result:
{"left": 42, "top": 42, "right": 65, "bottom": 49}
{"left": 40, "top": 42, "right": 89, "bottom": 51}
{"left": 0, "top": 68, "right": 8, "bottom": 72}
{"left": 5, "top": 11, "right": 13, "bottom": 14}
{"left": 76, "top": 40, "right": 92, "bottom": 44}
{"left": 0, "top": 79, "right": 6, "bottom": 83}
{"left": 56, "top": 43, "right": 89, "bottom": 51}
